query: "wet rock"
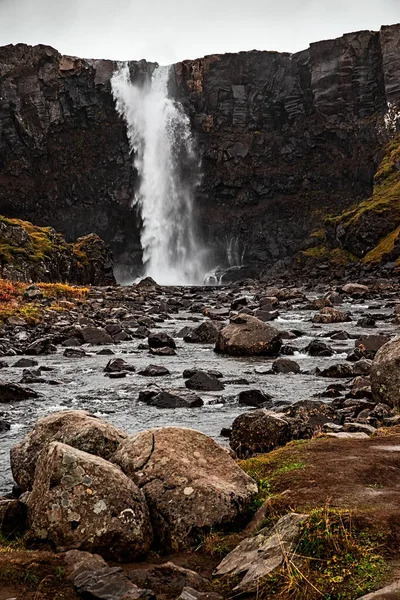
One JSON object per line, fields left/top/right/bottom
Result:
{"left": 312, "top": 307, "right": 351, "bottom": 324}
{"left": 81, "top": 326, "right": 114, "bottom": 345}
{"left": 183, "top": 368, "right": 223, "bottom": 379}
{"left": 138, "top": 365, "right": 170, "bottom": 377}
{"left": 357, "top": 317, "right": 376, "bottom": 328}
{"left": 272, "top": 357, "right": 300, "bottom": 374}
{"left": 26, "top": 442, "right": 153, "bottom": 560}
{"left": 11, "top": 410, "right": 127, "bottom": 492}
{"left": 185, "top": 372, "right": 224, "bottom": 392}
{"left": 25, "top": 337, "right": 56, "bottom": 355}
{"left": 283, "top": 400, "right": 337, "bottom": 438}
{"left": 343, "top": 422, "right": 377, "bottom": 435}
{"left": 230, "top": 410, "right": 291, "bottom": 457}
{"left": 317, "top": 364, "right": 355, "bottom": 378}
{"left": 214, "top": 513, "right": 307, "bottom": 593}
{"left": 64, "top": 348, "right": 88, "bottom": 358}
{"left": 141, "top": 390, "right": 204, "bottom": 409}
{"left": 97, "top": 348, "right": 115, "bottom": 355}
{"left": 352, "top": 359, "right": 372, "bottom": 375}
{"left": 341, "top": 283, "right": 369, "bottom": 296}
{"left": 215, "top": 314, "right": 282, "bottom": 356}
{"left": 148, "top": 332, "right": 176, "bottom": 350}
{"left": 0, "top": 419, "right": 10, "bottom": 432}
{"left": 149, "top": 347, "right": 177, "bottom": 356}
{"left": 104, "top": 358, "right": 136, "bottom": 373}
{"left": 371, "top": 338, "right": 400, "bottom": 408}
{"left": 355, "top": 334, "right": 391, "bottom": 354}
{"left": 176, "top": 326, "right": 192, "bottom": 338}
{"left": 0, "top": 499, "right": 27, "bottom": 537}
{"left": 183, "top": 321, "right": 219, "bottom": 344}
{"left": 13, "top": 358, "right": 38, "bottom": 368}
{"left": 128, "top": 562, "right": 210, "bottom": 597}
{"left": 306, "top": 339, "right": 334, "bottom": 357}
{"left": 24, "top": 284, "right": 43, "bottom": 300}
{"left": 112, "top": 427, "right": 257, "bottom": 550}
{"left": 238, "top": 389, "right": 272, "bottom": 407}
{"left": 0, "top": 381, "right": 38, "bottom": 403}
{"left": 253, "top": 309, "right": 279, "bottom": 321}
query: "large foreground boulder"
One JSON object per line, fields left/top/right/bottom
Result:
{"left": 11, "top": 410, "right": 127, "bottom": 492}
{"left": 215, "top": 314, "right": 282, "bottom": 356}
{"left": 112, "top": 427, "right": 257, "bottom": 550}
{"left": 371, "top": 338, "right": 400, "bottom": 408}
{"left": 26, "top": 442, "right": 153, "bottom": 560}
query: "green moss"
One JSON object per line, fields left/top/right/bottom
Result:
{"left": 301, "top": 245, "right": 329, "bottom": 259}
{"left": 363, "top": 225, "right": 400, "bottom": 264}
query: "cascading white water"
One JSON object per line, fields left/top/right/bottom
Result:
{"left": 111, "top": 63, "right": 207, "bottom": 285}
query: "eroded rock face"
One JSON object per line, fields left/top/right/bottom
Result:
{"left": 10, "top": 410, "right": 127, "bottom": 492}
{"left": 112, "top": 427, "right": 257, "bottom": 550}
{"left": 26, "top": 442, "right": 153, "bottom": 560}
{"left": 215, "top": 314, "right": 282, "bottom": 356}
{"left": 371, "top": 338, "right": 400, "bottom": 408}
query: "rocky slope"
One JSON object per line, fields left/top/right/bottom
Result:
{"left": 0, "top": 25, "right": 399, "bottom": 277}
{"left": 0, "top": 216, "right": 115, "bottom": 284}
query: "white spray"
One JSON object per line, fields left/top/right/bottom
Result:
{"left": 111, "top": 63, "right": 207, "bottom": 285}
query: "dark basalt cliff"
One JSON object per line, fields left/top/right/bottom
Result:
{"left": 0, "top": 25, "right": 399, "bottom": 279}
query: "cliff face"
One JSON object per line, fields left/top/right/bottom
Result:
{"left": 0, "top": 25, "right": 399, "bottom": 278}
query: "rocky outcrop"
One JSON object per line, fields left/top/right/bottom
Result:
{"left": 1, "top": 26, "right": 399, "bottom": 277}
{"left": 0, "top": 216, "right": 115, "bottom": 284}
{"left": 26, "top": 442, "right": 153, "bottom": 559}
{"left": 11, "top": 410, "right": 127, "bottom": 492}
{"left": 112, "top": 427, "right": 257, "bottom": 550}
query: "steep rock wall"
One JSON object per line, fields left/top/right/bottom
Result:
{"left": 0, "top": 25, "right": 399, "bottom": 278}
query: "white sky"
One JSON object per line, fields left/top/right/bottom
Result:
{"left": 0, "top": 0, "right": 398, "bottom": 65}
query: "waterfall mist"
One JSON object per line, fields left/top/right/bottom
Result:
{"left": 112, "top": 64, "right": 208, "bottom": 286}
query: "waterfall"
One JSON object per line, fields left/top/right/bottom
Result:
{"left": 111, "top": 63, "right": 207, "bottom": 286}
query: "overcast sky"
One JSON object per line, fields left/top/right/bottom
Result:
{"left": 0, "top": 0, "right": 398, "bottom": 65}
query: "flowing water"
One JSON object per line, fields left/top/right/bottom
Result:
{"left": 112, "top": 64, "right": 207, "bottom": 285}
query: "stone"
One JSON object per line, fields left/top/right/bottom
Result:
{"left": 139, "top": 390, "right": 204, "bottom": 409}
{"left": 183, "top": 368, "right": 223, "bottom": 379}
{"left": 238, "top": 389, "right": 272, "bottom": 407}
{"left": 0, "top": 499, "right": 27, "bottom": 537}
{"left": 183, "top": 321, "right": 219, "bottom": 344}
{"left": 355, "top": 334, "right": 391, "bottom": 354}
{"left": 112, "top": 427, "right": 257, "bottom": 550}
{"left": 149, "top": 347, "right": 176, "bottom": 356}
{"left": 341, "top": 283, "right": 369, "bottom": 296}
{"left": 215, "top": 314, "right": 282, "bottom": 356}
{"left": 177, "top": 589, "right": 223, "bottom": 600}
{"left": 312, "top": 307, "right": 351, "bottom": 324}
{"left": 81, "top": 327, "right": 114, "bottom": 345}
{"left": 272, "top": 357, "right": 300, "bottom": 374}
{"left": 230, "top": 410, "right": 291, "bottom": 458}
{"left": 74, "top": 565, "right": 155, "bottom": 599}
{"left": 64, "top": 348, "right": 88, "bottom": 358}
{"left": 305, "top": 339, "right": 334, "bottom": 357}
{"left": 127, "top": 562, "right": 210, "bottom": 597}
{"left": 283, "top": 400, "right": 337, "bottom": 439}
{"left": 185, "top": 372, "right": 224, "bottom": 392}
{"left": 25, "top": 337, "right": 56, "bottom": 355}
{"left": 26, "top": 442, "right": 153, "bottom": 560}
{"left": 355, "top": 581, "right": 400, "bottom": 599}
{"left": 0, "top": 419, "right": 11, "bottom": 431}
{"left": 138, "top": 365, "right": 170, "bottom": 377}
{"left": 11, "top": 410, "right": 127, "bottom": 492}
{"left": 148, "top": 332, "right": 176, "bottom": 350}
{"left": 214, "top": 513, "right": 307, "bottom": 592}
{"left": 13, "top": 358, "right": 38, "bottom": 368}
{"left": 104, "top": 358, "right": 136, "bottom": 373}
{"left": 353, "top": 359, "right": 372, "bottom": 375}
{"left": 371, "top": 338, "right": 400, "bottom": 408}
{"left": 318, "top": 364, "right": 355, "bottom": 378}
{"left": 0, "top": 381, "right": 38, "bottom": 403}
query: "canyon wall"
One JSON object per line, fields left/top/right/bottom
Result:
{"left": 0, "top": 25, "right": 399, "bottom": 278}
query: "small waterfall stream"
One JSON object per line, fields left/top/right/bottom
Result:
{"left": 112, "top": 64, "right": 207, "bottom": 285}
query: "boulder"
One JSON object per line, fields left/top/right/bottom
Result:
{"left": 104, "top": 358, "right": 136, "bottom": 373}
{"left": 341, "top": 283, "right": 369, "bottom": 296}
{"left": 272, "top": 358, "right": 300, "bottom": 374}
{"left": 11, "top": 410, "right": 127, "bottom": 492}
{"left": 185, "top": 372, "right": 224, "bottom": 392}
{"left": 127, "top": 562, "right": 210, "bottom": 597}
{"left": 13, "top": 358, "right": 38, "bottom": 368}
{"left": 25, "top": 337, "right": 57, "bottom": 355}
{"left": 238, "top": 389, "right": 272, "bottom": 407}
{"left": 230, "top": 410, "right": 291, "bottom": 458}
{"left": 81, "top": 327, "right": 114, "bottom": 345}
{"left": 355, "top": 581, "right": 400, "bottom": 599}
{"left": 371, "top": 338, "right": 400, "bottom": 408}
{"left": 183, "top": 321, "right": 219, "bottom": 344}
{"left": 305, "top": 339, "right": 334, "bottom": 357}
{"left": 183, "top": 368, "right": 223, "bottom": 379}
{"left": 0, "top": 499, "right": 27, "bottom": 537}
{"left": 312, "top": 307, "right": 351, "bottom": 324}
{"left": 149, "top": 347, "right": 176, "bottom": 356}
{"left": 138, "top": 365, "right": 170, "bottom": 377}
{"left": 177, "top": 589, "right": 223, "bottom": 600}
{"left": 215, "top": 314, "right": 282, "bottom": 356}
{"left": 283, "top": 400, "right": 337, "bottom": 438}
{"left": 112, "top": 427, "right": 257, "bottom": 550}
{"left": 0, "top": 381, "right": 38, "bottom": 403}
{"left": 355, "top": 334, "right": 391, "bottom": 354}
{"left": 64, "top": 348, "right": 87, "bottom": 358}
{"left": 139, "top": 389, "right": 203, "bottom": 409}
{"left": 318, "top": 363, "right": 355, "bottom": 378}
{"left": 214, "top": 513, "right": 307, "bottom": 593}
{"left": 148, "top": 332, "right": 176, "bottom": 350}
{"left": 26, "top": 442, "right": 153, "bottom": 560}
